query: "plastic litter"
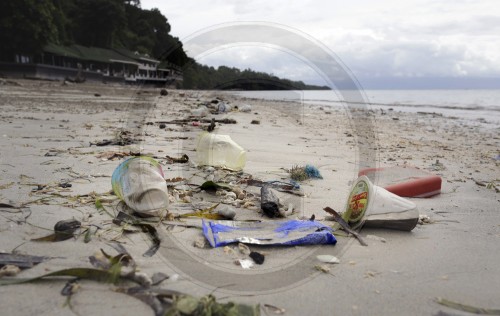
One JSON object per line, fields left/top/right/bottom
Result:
{"left": 239, "top": 104, "right": 252, "bottom": 112}
{"left": 261, "top": 186, "right": 281, "bottom": 218}
{"left": 217, "top": 102, "right": 230, "bottom": 113}
{"left": 196, "top": 132, "right": 246, "bottom": 170}
{"left": 111, "top": 156, "right": 169, "bottom": 213}
{"left": 191, "top": 106, "right": 209, "bottom": 117}
{"left": 304, "top": 164, "right": 323, "bottom": 179}
{"left": 202, "top": 220, "right": 337, "bottom": 247}
{"left": 344, "top": 175, "right": 419, "bottom": 231}
{"left": 316, "top": 255, "right": 340, "bottom": 264}
{"left": 358, "top": 165, "right": 441, "bottom": 197}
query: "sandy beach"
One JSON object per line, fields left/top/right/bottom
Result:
{"left": 0, "top": 79, "right": 499, "bottom": 315}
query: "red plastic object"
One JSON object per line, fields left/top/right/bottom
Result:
{"left": 358, "top": 166, "right": 442, "bottom": 198}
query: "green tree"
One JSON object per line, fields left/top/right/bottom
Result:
{"left": 67, "top": 0, "right": 126, "bottom": 47}
{"left": 0, "top": 0, "right": 59, "bottom": 61}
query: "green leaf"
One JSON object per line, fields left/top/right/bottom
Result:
{"left": 176, "top": 296, "right": 200, "bottom": 314}
{"left": 95, "top": 198, "right": 114, "bottom": 218}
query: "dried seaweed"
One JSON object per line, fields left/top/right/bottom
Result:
{"left": 31, "top": 219, "right": 81, "bottom": 242}
{"left": 323, "top": 207, "right": 367, "bottom": 246}
{"left": 95, "top": 198, "right": 114, "bottom": 218}
{"left": 200, "top": 181, "right": 232, "bottom": 191}
{"left": 166, "top": 154, "right": 189, "bottom": 163}
{"left": 113, "top": 211, "right": 161, "bottom": 257}
{"left": 179, "top": 203, "right": 223, "bottom": 220}
{"left": 435, "top": 297, "right": 500, "bottom": 315}
{"left": 0, "top": 268, "right": 124, "bottom": 286}
{"left": 0, "top": 253, "right": 53, "bottom": 269}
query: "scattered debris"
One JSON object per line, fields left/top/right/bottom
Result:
{"left": 32, "top": 219, "right": 81, "bottom": 242}
{"left": 0, "top": 253, "right": 53, "bottom": 269}
{"left": 418, "top": 214, "right": 433, "bottom": 225}
{"left": 263, "top": 304, "right": 286, "bottom": 315}
{"left": 364, "top": 270, "right": 381, "bottom": 278}
{"left": 366, "top": 235, "right": 387, "bottom": 243}
{"left": 113, "top": 211, "right": 161, "bottom": 257}
{"left": 250, "top": 120, "right": 260, "bottom": 125}
{"left": 238, "top": 243, "right": 251, "bottom": 255}
{"left": 261, "top": 186, "right": 281, "bottom": 218}
{"left": 430, "top": 159, "right": 446, "bottom": 171}
{"left": 196, "top": 132, "right": 246, "bottom": 170}
{"left": 316, "top": 255, "right": 340, "bottom": 264}
{"left": 435, "top": 297, "right": 500, "bottom": 315}
{"left": 249, "top": 251, "right": 265, "bottom": 265}
{"left": 240, "top": 104, "right": 252, "bottom": 112}
{"left": 207, "top": 118, "right": 216, "bottom": 132}
{"left": 111, "top": 157, "right": 169, "bottom": 214}
{"left": 193, "top": 236, "right": 209, "bottom": 249}
{"left": 217, "top": 205, "right": 236, "bottom": 220}
{"left": 202, "top": 219, "right": 337, "bottom": 247}
{"left": 473, "top": 179, "right": 500, "bottom": 193}
{"left": 323, "top": 207, "right": 367, "bottom": 246}
{"left": 235, "top": 259, "right": 254, "bottom": 269}
{"left": 315, "top": 265, "right": 331, "bottom": 273}
{"left": 166, "top": 154, "right": 189, "bottom": 163}
{"left": 91, "top": 131, "right": 137, "bottom": 147}
{"left": 289, "top": 164, "right": 323, "bottom": 181}
{"left": 0, "top": 265, "right": 21, "bottom": 278}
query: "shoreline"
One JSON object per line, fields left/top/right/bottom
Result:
{"left": 0, "top": 79, "right": 499, "bottom": 315}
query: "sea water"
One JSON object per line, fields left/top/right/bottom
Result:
{"left": 231, "top": 89, "right": 500, "bottom": 126}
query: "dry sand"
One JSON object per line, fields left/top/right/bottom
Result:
{"left": 0, "top": 79, "right": 499, "bottom": 315}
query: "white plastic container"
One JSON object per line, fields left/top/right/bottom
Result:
{"left": 111, "top": 156, "right": 169, "bottom": 213}
{"left": 191, "top": 107, "right": 209, "bottom": 117}
{"left": 344, "top": 176, "right": 419, "bottom": 231}
{"left": 196, "top": 132, "right": 246, "bottom": 171}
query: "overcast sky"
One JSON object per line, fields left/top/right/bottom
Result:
{"left": 142, "top": 0, "right": 500, "bottom": 88}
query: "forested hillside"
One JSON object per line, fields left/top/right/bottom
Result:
{"left": 0, "top": 0, "right": 329, "bottom": 90}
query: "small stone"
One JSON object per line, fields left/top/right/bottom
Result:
{"left": 193, "top": 237, "right": 208, "bottom": 248}
{"left": 225, "top": 192, "right": 237, "bottom": 200}
{"left": 243, "top": 201, "right": 255, "bottom": 208}
{"left": 160, "top": 89, "right": 168, "bottom": 96}
{"left": 315, "top": 265, "right": 331, "bottom": 273}
{"left": 217, "top": 205, "right": 236, "bottom": 219}
{"left": 232, "top": 187, "right": 243, "bottom": 196}
{"left": 0, "top": 265, "right": 21, "bottom": 277}
{"left": 237, "top": 192, "right": 246, "bottom": 200}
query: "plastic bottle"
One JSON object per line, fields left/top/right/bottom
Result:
{"left": 111, "top": 156, "right": 169, "bottom": 213}
{"left": 196, "top": 132, "right": 246, "bottom": 171}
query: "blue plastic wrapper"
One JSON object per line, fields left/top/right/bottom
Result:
{"left": 202, "top": 220, "right": 336, "bottom": 247}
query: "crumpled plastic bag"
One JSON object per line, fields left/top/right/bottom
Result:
{"left": 202, "top": 220, "right": 336, "bottom": 247}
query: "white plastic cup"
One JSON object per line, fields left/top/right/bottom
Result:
{"left": 111, "top": 156, "right": 169, "bottom": 213}
{"left": 344, "top": 176, "right": 419, "bottom": 231}
{"left": 196, "top": 132, "right": 246, "bottom": 171}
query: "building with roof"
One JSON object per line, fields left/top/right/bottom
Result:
{"left": 0, "top": 44, "right": 182, "bottom": 86}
